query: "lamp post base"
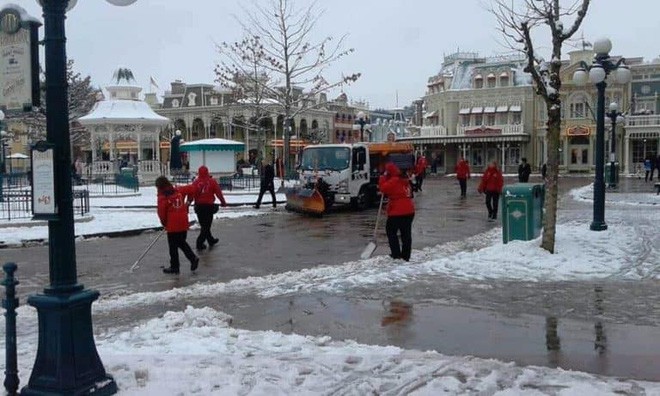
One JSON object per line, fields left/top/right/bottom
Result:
{"left": 589, "top": 221, "right": 608, "bottom": 231}
{"left": 21, "top": 289, "right": 117, "bottom": 396}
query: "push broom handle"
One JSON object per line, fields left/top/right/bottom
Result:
{"left": 373, "top": 193, "right": 385, "bottom": 240}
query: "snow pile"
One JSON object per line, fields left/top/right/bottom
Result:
{"left": 570, "top": 183, "right": 660, "bottom": 206}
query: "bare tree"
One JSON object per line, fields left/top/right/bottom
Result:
{"left": 235, "top": 0, "right": 360, "bottom": 173}
{"left": 7, "top": 59, "right": 100, "bottom": 157}
{"left": 492, "top": 0, "right": 590, "bottom": 253}
{"left": 215, "top": 35, "right": 272, "bottom": 161}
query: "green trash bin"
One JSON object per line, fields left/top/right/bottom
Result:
{"left": 605, "top": 161, "right": 619, "bottom": 188}
{"left": 502, "top": 183, "right": 544, "bottom": 244}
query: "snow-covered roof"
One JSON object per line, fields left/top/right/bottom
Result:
{"left": 78, "top": 100, "right": 170, "bottom": 126}
{"left": 3, "top": 4, "right": 41, "bottom": 25}
{"left": 180, "top": 138, "right": 245, "bottom": 152}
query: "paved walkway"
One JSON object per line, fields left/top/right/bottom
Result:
{"left": 4, "top": 175, "right": 659, "bottom": 381}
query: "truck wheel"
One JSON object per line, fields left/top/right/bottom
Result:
{"left": 352, "top": 187, "right": 369, "bottom": 211}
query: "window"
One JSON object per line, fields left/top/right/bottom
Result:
{"left": 474, "top": 114, "right": 483, "bottom": 126}
{"left": 461, "top": 115, "right": 470, "bottom": 127}
{"left": 474, "top": 75, "right": 483, "bottom": 89}
{"left": 512, "top": 113, "right": 521, "bottom": 124}
{"left": 188, "top": 92, "right": 197, "bottom": 106}
{"left": 487, "top": 75, "right": 496, "bottom": 88}
{"left": 498, "top": 113, "right": 508, "bottom": 124}
{"left": 569, "top": 94, "right": 589, "bottom": 118}
{"left": 500, "top": 73, "right": 509, "bottom": 87}
{"left": 486, "top": 114, "right": 496, "bottom": 126}
{"left": 210, "top": 97, "right": 219, "bottom": 105}
{"left": 172, "top": 99, "right": 180, "bottom": 108}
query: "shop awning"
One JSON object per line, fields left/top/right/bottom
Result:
{"left": 496, "top": 105, "right": 509, "bottom": 112}
{"left": 484, "top": 107, "right": 496, "bottom": 113}
{"left": 509, "top": 105, "right": 522, "bottom": 112}
{"left": 471, "top": 107, "right": 483, "bottom": 114}
{"left": 459, "top": 108, "right": 471, "bottom": 115}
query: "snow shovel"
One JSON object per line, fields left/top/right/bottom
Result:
{"left": 129, "top": 229, "right": 164, "bottom": 272}
{"left": 360, "top": 194, "right": 385, "bottom": 260}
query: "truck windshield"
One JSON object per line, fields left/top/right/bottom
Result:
{"left": 300, "top": 147, "right": 350, "bottom": 171}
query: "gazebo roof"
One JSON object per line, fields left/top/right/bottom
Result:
{"left": 180, "top": 138, "right": 245, "bottom": 152}
{"left": 78, "top": 100, "right": 170, "bottom": 126}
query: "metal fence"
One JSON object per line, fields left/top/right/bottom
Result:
{"left": 0, "top": 189, "right": 89, "bottom": 221}
{"left": 75, "top": 174, "right": 139, "bottom": 196}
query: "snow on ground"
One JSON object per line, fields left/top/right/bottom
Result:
{"left": 570, "top": 183, "right": 660, "bottom": 206}
{"left": 0, "top": 186, "right": 285, "bottom": 245}
{"left": 2, "top": 185, "right": 659, "bottom": 394}
{"left": 5, "top": 306, "right": 659, "bottom": 395}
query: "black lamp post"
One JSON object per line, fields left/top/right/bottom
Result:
{"left": 356, "top": 111, "right": 366, "bottom": 142}
{"left": 605, "top": 102, "right": 624, "bottom": 188}
{"left": 572, "top": 37, "right": 631, "bottom": 231}
{"left": 24, "top": 0, "right": 137, "bottom": 394}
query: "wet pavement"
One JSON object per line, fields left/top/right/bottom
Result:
{"left": 3, "top": 175, "right": 660, "bottom": 381}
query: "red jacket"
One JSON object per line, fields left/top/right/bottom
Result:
{"left": 455, "top": 160, "right": 471, "bottom": 180}
{"left": 379, "top": 163, "right": 415, "bottom": 216}
{"left": 191, "top": 166, "right": 227, "bottom": 205}
{"left": 157, "top": 184, "right": 195, "bottom": 233}
{"left": 415, "top": 157, "right": 428, "bottom": 175}
{"left": 478, "top": 166, "right": 504, "bottom": 193}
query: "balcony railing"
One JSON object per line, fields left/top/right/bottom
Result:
{"left": 419, "top": 126, "right": 448, "bottom": 136}
{"left": 456, "top": 124, "right": 523, "bottom": 136}
{"left": 625, "top": 115, "right": 660, "bottom": 127}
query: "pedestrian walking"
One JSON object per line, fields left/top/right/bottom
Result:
{"left": 541, "top": 163, "right": 547, "bottom": 180}
{"left": 379, "top": 162, "right": 415, "bottom": 261}
{"left": 190, "top": 166, "right": 227, "bottom": 250}
{"left": 414, "top": 154, "right": 428, "bottom": 192}
{"left": 155, "top": 176, "right": 199, "bottom": 274}
{"left": 644, "top": 157, "right": 652, "bottom": 182}
{"left": 254, "top": 158, "right": 277, "bottom": 209}
{"left": 478, "top": 160, "right": 504, "bottom": 221}
{"left": 455, "top": 157, "right": 471, "bottom": 198}
{"left": 518, "top": 157, "right": 531, "bottom": 182}
{"left": 652, "top": 154, "right": 660, "bottom": 181}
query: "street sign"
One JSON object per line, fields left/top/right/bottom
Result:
{"left": 0, "top": 5, "right": 41, "bottom": 111}
{"left": 31, "top": 140, "right": 57, "bottom": 219}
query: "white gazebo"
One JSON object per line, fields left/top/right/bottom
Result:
{"left": 78, "top": 67, "right": 170, "bottom": 184}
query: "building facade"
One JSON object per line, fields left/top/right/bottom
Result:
{"left": 409, "top": 49, "right": 654, "bottom": 175}
{"left": 153, "top": 80, "right": 335, "bottom": 166}
{"left": 403, "top": 52, "right": 535, "bottom": 174}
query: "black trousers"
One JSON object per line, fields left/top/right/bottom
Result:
{"left": 385, "top": 214, "right": 414, "bottom": 261}
{"left": 485, "top": 191, "right": 500, "bottom": 219}
{"left": 167, "top": 231, "right": 196, "bottom": 269}
{"left": 415, "top": 173, "right": 425, "bottom": 191}
{"left": 195, "top": 204, "right": 216, "bottom": 247}
{"left": 458, "top": 178, "right": 467, "bottom": 197}
{"left": 256, "top": 183, "right": 276, "bottom": 207}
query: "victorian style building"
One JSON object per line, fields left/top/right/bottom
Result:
{"left": 408, "top": 49, "right": 659, "bottom": 175}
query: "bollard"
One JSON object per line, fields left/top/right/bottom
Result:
{"left": 2, "top": 262, "right": 19, "bottom": 395}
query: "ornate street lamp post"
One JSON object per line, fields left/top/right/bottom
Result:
{"left": 23, "top": 1, "right": 137, "bottom": 394}
{"left": 356, "top": 111, "right": 366, "bottom": 142}
{"left": 605, "top": 102, "right": 624, "bottom": 188}
{"left": 572, "top": 37, "right": 631, "bottom": 231}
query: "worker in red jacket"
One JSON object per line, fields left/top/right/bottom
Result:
{"left": 190, "top": 166, "right": 227, "bottom": 250}
{"left": 477, "top": 160, "right": 504, "bottom": 221}
{"left": 156, "top": 176, "right": 199, "bottom": 274}
{"left": 455, "top": 156, "right": 471, "bottom": 198}
{"left": 379, "top": 162, "right": 415, "bottom": 261}
{"left": 414, "top": 155, "right": 428, "bottom": 192}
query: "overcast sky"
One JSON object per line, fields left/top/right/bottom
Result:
{"left": 16, "top": 0, "right": 660, "bottom": 109}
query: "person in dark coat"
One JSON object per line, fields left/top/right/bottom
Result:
{"left": 541, "top": 163, "right": 547, "bottom": 180}
{"left": 652, "top": 155, "right": 660, "bottom": 181}
{"left": 644, "top": 157, "right": 652, "bottom": 182}
{"left": 254, "top": 159, "right": 276, "bottom": 209}
{"left": 190, "top": 166, "right": 227, "bottom": 250}
{"left": 478, "top": 160, "right": 504, "bottom": 221}
{"left": 455, "top": 156, "right": 471, "bottom": 198}
{"left": 518, "top": 157, "right": 531, "bottom": 182}
{"left": 379, "top": 162, "right": 415, "bottom": 261}
{"left": 156, "top": 176, "right": 198, "bottom": 274}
